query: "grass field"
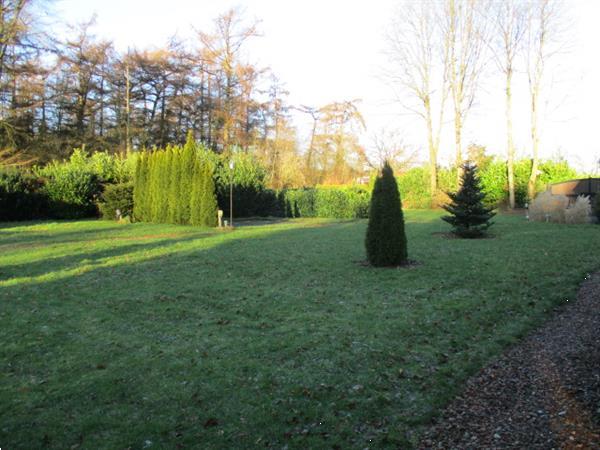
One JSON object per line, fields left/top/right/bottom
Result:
{"left": 1, "top": 211, "right": 598, "bottom": 449}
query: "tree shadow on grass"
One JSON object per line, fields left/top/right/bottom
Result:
{"left": 0, "top": 235, "right": 212, "bottom": 282}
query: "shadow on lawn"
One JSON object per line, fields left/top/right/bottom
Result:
{"left": 0, "top": 235, "right": 210, "bottom": 282}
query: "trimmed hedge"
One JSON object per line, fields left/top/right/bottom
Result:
{"left": 0, "top": 168, "right": 48, "bottom": 221}
{"left": 282, "top": 186, "right": 370, "bottom": 219}
{"left": 133, "top": 140, "right": 218, "bottom": 227}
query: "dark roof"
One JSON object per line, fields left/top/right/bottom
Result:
{"left": 550, "top": 178, "right": 600, "bottom": 196}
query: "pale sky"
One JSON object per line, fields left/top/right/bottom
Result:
{"left": 55, "top": 0, "right": 600, "bottom": 173}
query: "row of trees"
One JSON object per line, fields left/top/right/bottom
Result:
{"left": 387, "top": 0, "right": 565, "bottom": 207}
{"left": 0, "top": 1, "right": 375, "bottom": 188}
{"left": 133, "top": 135, "right": 217, "bottom": 226}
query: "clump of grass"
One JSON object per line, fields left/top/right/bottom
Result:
{"left": 565, "top": 195, "right": 592, "bottom": 224}
{"left": 529, "top": 190, "right": 569, "bottom": 223}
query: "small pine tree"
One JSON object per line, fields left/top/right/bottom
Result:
{"left": 442, "top": 162, "right": 495, "bottom": 238}
{"left": 365, "top": 161, "right": 408, "bottom": 266}
{"left": 199, "top": 161, "right": 218, "bottom": 227}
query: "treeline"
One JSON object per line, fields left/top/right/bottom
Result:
{"left": 0, "top": 2, "right": 372, "bottom": 188}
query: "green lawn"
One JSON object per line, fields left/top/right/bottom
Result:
{"left": 1, "top": 212, "right": 598, "bottom": 449}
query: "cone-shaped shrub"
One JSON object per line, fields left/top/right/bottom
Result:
{"left": 365, "top": 161, "right": 408, "bottom": 266}
{"left": 442, "top": 162, "right": 495, "bottom": 238}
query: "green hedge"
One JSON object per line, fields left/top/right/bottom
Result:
{"left": 282, "top": 186, "right": 370, "bottom": 219}
{"left": 132, "top": 137, "right": 218, "bottom": 226}
{"left": 0, "top": 168, "right": 48, "bottom": 221}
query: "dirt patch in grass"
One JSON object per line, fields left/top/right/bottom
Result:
{"left": 419, "top": 272, "right": 600, "bottom": 449}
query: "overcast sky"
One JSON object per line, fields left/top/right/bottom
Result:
{"left": 55, "top": 0, "right": 600, "bottom": 172}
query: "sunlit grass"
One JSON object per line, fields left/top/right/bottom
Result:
{"left": 1, "top": 212, "right": 598, "bottom": 449}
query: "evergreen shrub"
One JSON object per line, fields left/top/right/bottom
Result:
{"left": 98, "top": 183, "right": 134, "bottom": 220}
{"left": 365, "top": 162, "right": 408, "bottom": 266}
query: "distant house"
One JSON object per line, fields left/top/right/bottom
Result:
{"left": 549, "top": 178, "right": 600, "bottom": 204}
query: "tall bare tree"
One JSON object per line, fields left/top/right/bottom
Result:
{"left": 526, "top": 0, "right": 564, "bottom": 200}
{"left": 387, "top": 0, "right": 449, "bottom": 198}
{"left": 443, "top": 0, "right": 488, "bottom": 183}
{"left": 489, "top": 0, "right": 526, "bottom": 209}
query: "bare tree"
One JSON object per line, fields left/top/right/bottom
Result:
{"left": 443, "top": 0, "right": 488, "bottom": 184}
{"left": 367, "top": 128, "right": 415, "bottom": 173}
{"left": 526, "top": 0, "right": 564, "bottom": 200}
{"left": 386, "top": 0, "right": 449, "bottom": 197}
{"left": 489, "top": 0, "right": 527, "bottom": 209}
{"left": 197, "top": 8, "right": 260, "bottom": 150}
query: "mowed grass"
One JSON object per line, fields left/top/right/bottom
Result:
{"left": 1, "top": 212, "right": 598, "bottom": 449}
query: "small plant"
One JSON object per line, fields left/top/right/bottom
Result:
{"left": 565, "top": 195, "right": 592, "bottom": 224}
{"left": 528, "top": 190, "right": 569, "bottom": 223}
{"left": 98, "top": 183, "right": 134, "bottom": 220}
{"left": 365, "top": 161, "right": 408, "bottom": 266}
{"left": 442, "top": 162, "right": 495, "bottom": 238}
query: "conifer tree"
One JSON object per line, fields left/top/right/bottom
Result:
{"left": 442, "top": 162, "right": 495, "bottom": 238}
{"left": 133, "top": 153, "right": 146, "bottom": 221}
{"left": 167, "top": 146, "right": 182, "bottom": 223}
{"left": 189, "top": 157, "right": 203, "bottom": 226}
{"left": 365, "top": 161, "right": 408, "bottom": 266}
{"left": 199, "top": 161, "right": 218, "bottom": 227}
{"left": 180, "top": 131, "right": 196, "bottom": 224}
{"left": 148, "top": 152, "right": 160, "bottom": 222}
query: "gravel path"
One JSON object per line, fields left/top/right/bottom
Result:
{"left": 419, "top": 272, "right": 600, "bottom": 450}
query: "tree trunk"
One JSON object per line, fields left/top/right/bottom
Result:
{"left": 506, "top": 69, "right": 515, "bottom": 209}
{"left": 454, "top": 107, "right": 462, "bottom": 185}
{"left": 425, "top": 97, "right": 437, "bottom": 201}
{"left": 528, "top": 87, "right": 540, "bottom": 201}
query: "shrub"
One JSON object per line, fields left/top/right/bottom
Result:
{"left": 98, "top": 183, "right": 134, "bottom": 220}
{"left": 593, "top": 195, "right": 600, "bottom": 223}
{"left": 528, "top": 191, "right": 569, "bottom": 223}
{"left": 134, "top": 142, "right": 219, "bottom": 227}
{"left": 565, "top": 195, "right": 592, "bottom": 224}
{"left": 442, "top": 162, "right": 495, "bottom": 238}
{"left": 283, "top": 188, "right": 316, "bottom": 217}
{"left": 397, "top": 167, "right": 432, "bottom": 209}
{"left": 281, "top": 186, "right": 369, "bottom": 219}
{"left": 42, "top": 166, "right": 101, "bottom": 219}
{"left": 0, "top": 168, "right": 48, "bottom": 221}
{"left": 198, "top": 162, "right": 218, "bottom": 227}
{"left": 365, "top": 162, "right": 408, "bottom": 266}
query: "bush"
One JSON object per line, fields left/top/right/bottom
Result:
{"left": 0, "top": 168, "right": 48, "bottom": 221}
{"left": 397, "top": 167, "right": 432, "bottom": 209}
{"left": 283, "top": 188, "right": 316, "bottom": 217}
{"left": 528, "top": 190, "right": 569, "bottom": 223}
{"left": 365, "top": 162, "right": 408, "bottom": 266}
{"left": 282, "top": 186, "right": 369, "bottom": 219}
{"left": 42, "top": 166, "right": 101, "bottom": 219}
{"left": 215, "top": 151, "right": 271, "bottom": 218}
{"left": 98, "top": 183, "right": 134, "bottom": 220}
{"left": 565, "top": 195, "right": 592, "bottom": 224}
{"left": 593, "top": 195, "right": 600, "bottom": 223}
{"left": 134, "top": 142, "right": 220, "bottom": 227}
